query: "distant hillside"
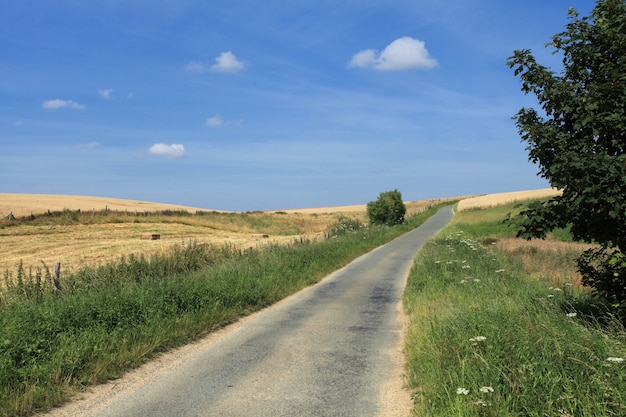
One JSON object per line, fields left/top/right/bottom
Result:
{"left": 456, "top": 188, "right": 561, "bottom": 211}
{"left": 0, "top": 194, "right": 218, "bottom": 218}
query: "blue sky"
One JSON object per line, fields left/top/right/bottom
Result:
{"left": 0, "top": 1, "right": 595, "bottom": 211}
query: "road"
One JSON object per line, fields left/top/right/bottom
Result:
{"left": 48, "top": 206, "right": 453, "bottom": 417}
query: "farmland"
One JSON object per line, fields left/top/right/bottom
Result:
{"left": 0, "top": 196, "right": 455, "bottom": 417}
{"left": 4, "top": 187, "right": 609, "bottom": 417}
{"left": 0, "top": 193, "right": 455, "bottom": 274}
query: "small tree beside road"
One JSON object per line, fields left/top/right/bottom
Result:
{"left": 367, "top": 189, "right": 406, "bottom": 226}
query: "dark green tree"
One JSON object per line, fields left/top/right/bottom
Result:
{"left": 366, "top": 189, "right": 406, "bottom": 226}
{"left": 507, "top": 0, "right": 626, "bottom": 317}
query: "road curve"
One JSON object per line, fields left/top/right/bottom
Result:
{"left": 48, "top": 206, "right": 454, "bottom": 417}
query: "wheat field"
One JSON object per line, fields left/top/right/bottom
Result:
{"left": 1, "top": 191, "right": 550, "bottom": 274}
{"left": 0, "top": 193, "right": 449, "bottom": 273}
{"left": 456, "top": 188, "right": 561, "bottom": 211}
{"left": 0, "top": 193, "right": 216, "bottom": 218}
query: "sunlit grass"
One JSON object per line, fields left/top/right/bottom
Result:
{"left": 404, "top": 204, "right": 626, "bottom": 416}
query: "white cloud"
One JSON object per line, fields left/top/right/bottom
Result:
{"left": 349, "top": 37, "right": 438, "bottom": 71}
{"left": 349, "top": 50, "right": 378, "bottom": 68}
{"left": 210, "top": 52, "right": 245, "bottom": 73}
{"left": 42, "top": 99, "right": 86, "bottom": 110}
{"left": 185, "top": 52, "right": 245, "bottom": 74}
{"left": 206, "top": 115, "right": 223, "bottom": 127}
{"left": 98, "top": 89, "right": 113, "bottom": 100}
{"left": 148, "top": 143, "right": 186, "bottom": 159}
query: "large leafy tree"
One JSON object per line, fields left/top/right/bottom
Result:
{"left": 507, "top": 0, "right": 626, "bottom": 316}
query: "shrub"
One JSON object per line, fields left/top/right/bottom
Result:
{"left": 366, "top": 189, "right": 406, "bottom": 226}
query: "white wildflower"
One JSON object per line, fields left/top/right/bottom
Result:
{"left": 479, "top": 386, "right": 494, "bottom": 393}
{"left": 456, "top": 387, "right": 469, "bottom": 395}
{"left": 566, "top": 312, "right": 577, "bottom": 318}
{"left": 607, "top": 357, "right": 624, "bottom": 363}
{"left": 469, "top": 336, "right": 486, "bottom": 342}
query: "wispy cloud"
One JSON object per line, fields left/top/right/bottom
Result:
{"left": 349, "top": 36, "right": 438, "bottom": 71}
{"left": 185, "top": 51, "right": 245, "bottom": 74}
{"left": 42, "top": 99, "right": 86, "bottom": 110}
{"left": 206, "top": 115, "right": 223, "bottom": 127}
{"left": 98, "top": 89, "right": 113, "bottom": 100}
{"left": 148, "top": 143, "right": 186, "bottom": 159}
{"left": 75, "top": 141, "right": 101, "bottom": 150}
{"left": 185, "top": 60, "right": 208, "bottom": 73}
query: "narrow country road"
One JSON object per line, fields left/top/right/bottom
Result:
{"left": 47, "top": 206, "right": 454, "bottom": 417}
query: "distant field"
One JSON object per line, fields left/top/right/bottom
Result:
{"left": 456, "top": 188, "right": 561, "bottom": 211}
{"left": 0, "top": 193, "right": 451, "bottom": 273}
{"left": 0, "top": 190, "right": 551, "bottom": 274}
{"left": 0, "top": 193, "right": 216, "bottom": 218}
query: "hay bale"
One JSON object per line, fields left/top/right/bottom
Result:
{"left": 140, "top": 233, "right": 161, "bottom": 240}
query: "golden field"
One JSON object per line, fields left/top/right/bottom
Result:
{"left": 0, "top": 193, "right": 216, "bottom": 218}
{"left": 0, "top": 193, "right": 452, "bottom": 273}
{"left": 0, "top": 190, "right": 553, "bottom": 274}
{"left": 456, "top": 188, "right": 561, "bottom": 211}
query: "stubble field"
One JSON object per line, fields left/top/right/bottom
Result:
{"left": 1, "top": 189, "right": 556, "bottom": 274}
{"left": 0, "top": 193, "right": 456, "bottom": 273}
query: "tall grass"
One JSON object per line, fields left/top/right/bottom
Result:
{"left": 0, "top": 204, "right": 448, "bottom": 417}
{"left": 404, "top": 205, "right": 626, "bottom": 416}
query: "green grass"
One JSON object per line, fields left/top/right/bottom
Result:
{"left": 0, "top": 204, "right": 449, "bottom": 417}
{"left": 404, "top": 204, "right": 626, "bottom": 416}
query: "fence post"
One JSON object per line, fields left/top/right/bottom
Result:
{"left": 52, "top": 262, "right": 61, "bottom": 294}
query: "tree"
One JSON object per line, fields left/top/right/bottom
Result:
{"left": 506, "top": 0, "right": 626, "bottom": 317}
{"left": 366, "top": 189, "right": 407, "bottom": 226}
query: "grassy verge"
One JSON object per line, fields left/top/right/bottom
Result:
{"left": 0, "top": 204, "right": 449, "bottom": 417}
{"left": 404, "top": 204, "right": 626, "bottom": 416}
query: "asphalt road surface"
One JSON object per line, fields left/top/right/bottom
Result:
{"left": 55, "top": 206, "right": 453, "bottom": 417}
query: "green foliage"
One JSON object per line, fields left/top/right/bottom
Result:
{"left": 366, "top": 189, "right": 407, "bottom": 226}
{"left": 578, "top": 247, "right": 626, "bottom": 318}
{"left": 507, "top": 0, "right": 626, "bottom": 318}
{"left": 325, "top": 216, "right": 366, "bottom": 237}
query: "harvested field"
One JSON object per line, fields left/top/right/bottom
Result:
{"left": 456, "top": 188, "right": 561, "bottom": 211}
{"left": 0, "top": 193, "right": 452, "bottom": 274}
{"left": 0, "top": 193, "right": 215, "bottom": 218}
